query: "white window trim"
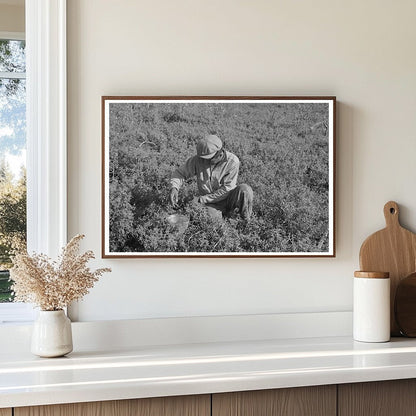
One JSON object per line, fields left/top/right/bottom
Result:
{"left": 0, "top": 72, "right": 26, "bottom": 79}
{"left": 0, "top": 31, "right": 25, "bottom": 40}
{"left": 26, "top": 0, "right": 67, "bottom": 257}
{"left": 0, "top": 0, "right": 67, "bottom": 324}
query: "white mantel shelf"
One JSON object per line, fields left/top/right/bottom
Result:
{"left": 2, "top": 335, "right": 416, "bottom": 409}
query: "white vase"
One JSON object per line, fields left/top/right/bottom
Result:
{"left": 31, "top": 310, "right": 73, "bottom": 357}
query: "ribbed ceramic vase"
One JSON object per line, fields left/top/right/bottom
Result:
{"left": 31, "top": 310, "right": 73, "bottom": 357}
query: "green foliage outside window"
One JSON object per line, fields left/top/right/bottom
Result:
{"left": 0, "top": 162, "right": 26, "bottom": 302}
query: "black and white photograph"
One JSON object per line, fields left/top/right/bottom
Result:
{"left": 102, "top": 97, "right": 335, "bottom": 257}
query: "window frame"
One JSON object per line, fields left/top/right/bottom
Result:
{"left": 26, "top": 0, "right": 67, "bottom": 257}
{"left": 0, "top": 0, "right": 67, "bottom": 323}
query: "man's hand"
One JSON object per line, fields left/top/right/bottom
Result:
{"left": 170, "top": 188, "right": 179, "bottom": 209}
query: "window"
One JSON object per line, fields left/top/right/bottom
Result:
{"left": 0, "top": 33, "right": 35, "bottom": 323}
{"left": 0, "top": 35, "right": 26, "bottom": 302}
{"left": 0, "top": 33, "right": 34, "bottom": 322}
{"left": 0, "top": 1, "right": 67, "bottom": 324}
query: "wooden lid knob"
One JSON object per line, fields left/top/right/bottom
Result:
{"left": 354, "top": 271, "right": 390, "bottom": 279}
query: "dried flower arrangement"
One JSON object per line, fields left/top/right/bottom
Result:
{"left": 10, "top": 234, "right": 111, "bottom": 311}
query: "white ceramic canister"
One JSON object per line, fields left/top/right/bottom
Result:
{"left": 353, "top": 271, "right": 390, "bottom": 342}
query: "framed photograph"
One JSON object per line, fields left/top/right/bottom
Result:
{"left": 102, "top": 96, "right": 336, "bottom": 258}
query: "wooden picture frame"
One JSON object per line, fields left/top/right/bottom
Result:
{"left": 102, "top": 96, "right": 336, "bottom": 258}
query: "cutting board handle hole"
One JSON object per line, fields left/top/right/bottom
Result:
{"left": 384, "top": 201, "right": 400, "bottom": 226}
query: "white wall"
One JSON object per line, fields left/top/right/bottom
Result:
{"left": 67, "top": 0, "right": 416, "bottom": 322}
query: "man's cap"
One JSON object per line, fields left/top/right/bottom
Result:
{"left": 197, "top": 135, "right": 223, "bottom": 159}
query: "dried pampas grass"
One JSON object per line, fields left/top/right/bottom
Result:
{"left": 10, "top": 234, "right": 111, "bottom": 311}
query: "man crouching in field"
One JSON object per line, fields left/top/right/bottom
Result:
{"left": 169, "top": 135, "right": 253, "bottom": 221}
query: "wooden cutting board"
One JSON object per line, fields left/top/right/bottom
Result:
{"left": 359, "top": 201, "right": 416, "bottom": 336}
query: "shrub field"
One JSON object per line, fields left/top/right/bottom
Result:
{"left": 108, "top": 101, "right": 330, "bottom": 254}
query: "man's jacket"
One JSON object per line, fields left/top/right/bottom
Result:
{"left": 171, "top": 151, "right": 240, "bottom": 204}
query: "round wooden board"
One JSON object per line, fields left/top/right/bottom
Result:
{"left": 395, "top": 272, "right": 416, "bottom": 337}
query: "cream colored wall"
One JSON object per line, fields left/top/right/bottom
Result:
{"left": 0, "top": 4, "right": 24, "bottom": 33}
{"left": 67, "top": 0, "right": 416, "bottom": 321}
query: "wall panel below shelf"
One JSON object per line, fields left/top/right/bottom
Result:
{"left": 14, "top": 395, "right": 210, "bottom": 416}
{"left": 338, "top": 380, "right": 416, "bottom": 416}
{"left": 212, "top": 385, "right": 337, "bottom": 416}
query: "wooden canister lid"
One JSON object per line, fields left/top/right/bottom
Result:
{"left": 354, "top": 271, "right": 389, "bottom": 279}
